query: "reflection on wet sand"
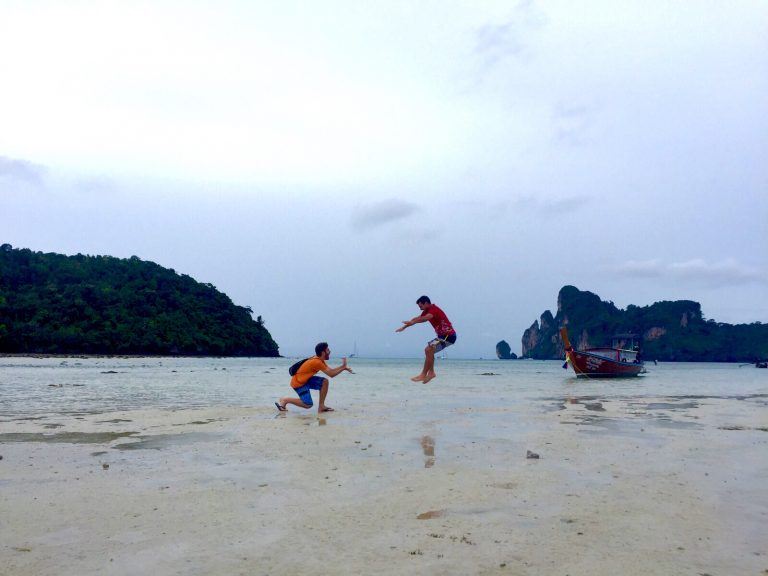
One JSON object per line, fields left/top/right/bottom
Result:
{"left": 421, "top": 435, "right": 435, "bottom": 468}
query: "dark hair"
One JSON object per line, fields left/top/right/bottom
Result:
{"left": 315, "top": 342, "right": 329, "bottom": 356}
{"left": 416, "top": 295, "right": 431, "bottom": 305}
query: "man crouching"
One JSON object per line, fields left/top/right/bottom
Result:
{"left": 275, "top": 342, "right": 353, "bottom": 413}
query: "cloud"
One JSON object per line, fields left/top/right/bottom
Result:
{"left": 473, "top": 1, "right": 545, "bottom": 68}
{"left": 613, "top": 259, "right": 664, "bottom": 277}
{"left": 474, "top": 22, "right": 524, "bottom": 66}
{"left": 511, "top": 193, "right": 592, "bottom": 214}
{"left": 552, "top": 103, "right": 592, "bottom": 147}
{"left": 350, "top": 199, "right": 420, "bottom": 231}
{"left": 0, "top": 156, "right": 46, "bottom": 186}
{"left": 614, "top": 258, "right": 765, "bottom": 286}
{"left": 669, "top": 259, "right": 764, "bottom": 284}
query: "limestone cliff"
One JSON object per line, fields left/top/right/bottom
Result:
{"left": 521, "top": 285, "right": 768, "bottom": 362}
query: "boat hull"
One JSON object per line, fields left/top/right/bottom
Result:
{"left": 566, "top": 349, "right": 644, "bottom": 378}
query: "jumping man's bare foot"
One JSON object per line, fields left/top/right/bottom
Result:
{"left": 422, "top": 373, "right": 436, "bottom": 384}
{"left": 411, "top": 375, "right": 426, "bottom": 382}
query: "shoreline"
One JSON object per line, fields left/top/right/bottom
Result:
{"left": 2, "top": 354, "right": 764, "bottom": 366}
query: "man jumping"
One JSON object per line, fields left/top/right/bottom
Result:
{"left": 396, "top": 295, "right": 457, "bottom": 383}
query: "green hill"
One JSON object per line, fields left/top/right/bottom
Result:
{"left": 0, "top": 244, "right": 279, "bottom": 356}
{"left": 521, "top": 285, "right": 768, "bottom": 362}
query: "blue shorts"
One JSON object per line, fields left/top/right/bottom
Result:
{"left": 429, "top": 333, "right": 457, "bottom": 352}
{"left": 292, "top": 376, "right": 325, "bottom": 406}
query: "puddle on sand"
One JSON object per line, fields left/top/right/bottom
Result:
{"left": 171, "top": 418, "right": 221, "bottom": 426}
{"left": 0, "top": 431, "right": 138, "bottom": 444}
{"left": 544, "top": 397, "right": 608, "bottom": 413}
{"left": 0, "top": 416, "right": 48, "bottom": 423}
{"left": 564, "top": 412, "right": 703, "bottom": 436}
{"left": 96, "top": 419, "right": 134, "bottom": 424}
{"left": 490, "top": 482, "right": 517, "bottom": 490}
{"left": 114, "top": 431, "right": 228, "bottom": 450}
{"left": 417, "top": 510, "right": 443, "bottom": 520}
{"left": 642, "top": 402, "right": 699, "bottom": 410}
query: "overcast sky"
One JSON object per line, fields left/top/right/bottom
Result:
{"left": 2, "top": 1, "right": 767, "bottom": 358}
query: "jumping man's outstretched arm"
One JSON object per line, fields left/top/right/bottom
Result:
{"left": 396, "top": 313, "right": 433, "bottom": 333}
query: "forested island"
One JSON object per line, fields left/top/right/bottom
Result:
{"left": 0, "top": 245, "right": 279, "bottom": 356}
{"left": 520, "top": 285, "right": 768, "bottom": 363}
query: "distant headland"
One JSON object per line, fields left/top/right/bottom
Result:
{"left": 515, "top": 285, "right": 768, "bottom": 363}
{"left": 0, "top": 244, "right": 280, "bottom": 357}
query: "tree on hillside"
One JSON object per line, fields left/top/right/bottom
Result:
{"left": 0, "top": 245, "right": 280, "bottom": 356}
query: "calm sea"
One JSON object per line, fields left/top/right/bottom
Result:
{"left": 1, "top": 356, "right": 765, "bottom": 418}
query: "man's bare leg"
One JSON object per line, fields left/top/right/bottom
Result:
{"left": 317, "top": 378, "right": 333, "bottom": 412}
{"left": 413, "top": 345, "right": 437, "bottom": 383}
{"left": 277, "top": 397, "right": 311, "bottom": 410}
{"left": 411, "top": 346, "right": 430, "bottom": 381}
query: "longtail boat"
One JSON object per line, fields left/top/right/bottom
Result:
{"left": 560, "top": 327, "right": 645, "bottom": 378}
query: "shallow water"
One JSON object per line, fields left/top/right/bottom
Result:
{"left": 1, "top": 356, "right": 766, "bottom": 418}
{"left": 2, "top": 357, "right": 765, "bottom": 455}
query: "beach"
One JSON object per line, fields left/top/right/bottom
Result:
{"left": 1, "top": 358, "right": 767, "bottom": 575}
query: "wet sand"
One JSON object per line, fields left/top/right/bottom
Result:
{"left": 1, "top": 395, "right": 767, "bottom": 576}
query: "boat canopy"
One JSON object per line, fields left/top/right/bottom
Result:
{"left": 611, "top": 333, "right": 640, "bottom": 351}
